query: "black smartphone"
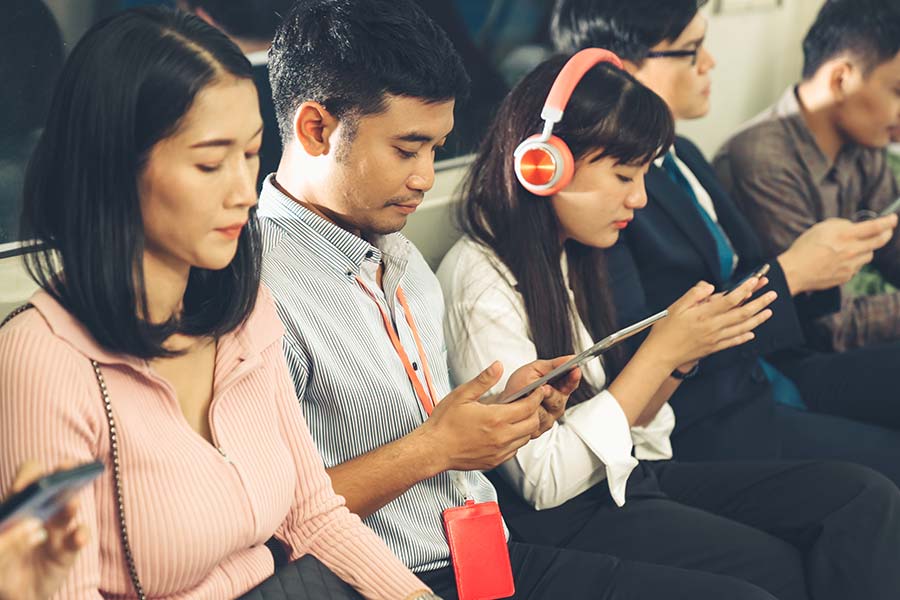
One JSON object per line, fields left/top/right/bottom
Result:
{"left": 485, "top": 309, "right": 669, "bottom": 405}
{"left": 0, "top": 461, "right": 103, "bottom": 530}
{"left": 722, "top": 263, "right": 770, "bottom": 296}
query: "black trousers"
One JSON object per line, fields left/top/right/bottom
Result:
{"left": 418, "top": 540, "right": 776, "bottom": 600}
{"left": 775, "top": 404, "right": 900, "bottom": 485}
{"left": 777, "top": 340, "right": 900, "bottom": 430}
{"left": 485, "top": 460, "right": 900, "bottom": 600}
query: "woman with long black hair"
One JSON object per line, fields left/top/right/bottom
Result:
{"left": 437, "top": 53, "right": 900, "bottom": 600}
{"left": 0, "top": 8, "right": 433, "bottom": 600}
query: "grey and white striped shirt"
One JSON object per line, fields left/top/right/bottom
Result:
{"left": 257, "top": 177, "right": 498, "bottom": 573}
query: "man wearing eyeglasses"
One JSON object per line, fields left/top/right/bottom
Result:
{"left": 550, "top": 0, "right": 900, "bottom": 480}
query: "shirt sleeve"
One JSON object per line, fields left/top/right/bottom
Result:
{"left": 443, "top": 276, "right": 640, "bottom": 510}
{"left": 267, "top": 340, "right": 428, "bottom": 600}
{"left": 0, "top": 318, "right": 104, "bottom": 600}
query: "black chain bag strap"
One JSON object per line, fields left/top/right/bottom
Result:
{"left": 1, "top": 304, "right": 146, "bottom": 599}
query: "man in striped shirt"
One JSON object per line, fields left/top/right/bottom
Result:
{"left": 256, "top": 1, "right": 790, "bottom": 599}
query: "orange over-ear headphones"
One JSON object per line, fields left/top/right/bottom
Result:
{"left": 513, "top": 48, "right": 624, "bottom": 196}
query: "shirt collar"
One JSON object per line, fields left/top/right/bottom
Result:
{"left": 654, "top": 148, "right": 677, "bottom": 168}
{"left": 258, "top": 174, "right": 413, "bottom": 276}
{"left": 772, "top": 86, "right": 863, "bottom": 185}
{"left": 245, "top": 49, "right": 269, "bottom": 67}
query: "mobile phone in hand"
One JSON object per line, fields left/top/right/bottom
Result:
{"left": 722, "top": 263, "right": 770, "bottom": 296}
{"left": 487, "top": 309, "right": 669, "bottom": 405}
{"left": 0, "top": 461, "right": 103, "bottom": 530}
{"left": 879, "top": 196, "right": 900, "bottom": 218}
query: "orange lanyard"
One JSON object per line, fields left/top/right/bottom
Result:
{"left": 356, "top": 277, "right": 438, "bottom": 416}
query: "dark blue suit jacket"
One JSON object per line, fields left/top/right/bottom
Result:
{"left": 606, "top": 137, "right": 838, "bottom": 460}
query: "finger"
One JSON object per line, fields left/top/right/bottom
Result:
{"left": 500, "top": 385, "right": 549, "bottom": 422}
{"left": 716, "top": 291, "right": 778, "bottom": 328}
{"left": 552, "top": 365, "right": 581, "bottom": 396}
{"left": 715, "top": 308, "right": 773, "bottom": 341}
{"left": 711, "top": 331, "right": 756, "bottom": 353}
{"left": 0, "top": 518, "right": 47, "bottom": 554}
{"left": 449, "top": 361, "right": 503, "bottom": 405}
{"left": 10, "top": 461, "right": 44, "bottom": 494}
{"left": 671, "top": 281, "right": 715, "bottom": 312}
{"left": 62, "top": 524, "right": 89, "bottom": 554}
{"left": 850, "top": 215, "right": 897, "bottom": 240}
{"left": 45, "top": 495, "right": 79, "bottom": 531}
{"left": 848, "top": 249, "right": 876, "bottom": 270}
{"left": 530, "top": 355, "right": 575, "bottom": 378}
{"left": 751, "top": 276, "right": 770, "bottom": 294}
{"left": 702, "top": 278, "right": 759, "bottom": 315}
{"left": 539, "top": 389, "right": 567, "bottom": 419}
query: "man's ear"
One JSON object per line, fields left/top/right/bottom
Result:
{"left": 829, "top": 58, "right": 861, "bottom": 102}
{"left": 293, "top": 101, "right": 339, "bottom": 157}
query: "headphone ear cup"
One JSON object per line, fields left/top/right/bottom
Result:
{"left": 514, "top": 134, "right": 575, "bottom": 197}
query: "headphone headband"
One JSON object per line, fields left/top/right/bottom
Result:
{"left": 538, "top": 48, "right": 624, "bottom": 139}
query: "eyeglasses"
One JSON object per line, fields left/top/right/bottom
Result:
{"left": 646, "top": 48, "right": 701, "bottom": 67}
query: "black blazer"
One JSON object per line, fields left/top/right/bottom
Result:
{"left": 606, "top": 137, "right": 838, "bottom": 460}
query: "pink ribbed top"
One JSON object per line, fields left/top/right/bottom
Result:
{"left": 0, "top": 287, "right": 428, "bottom": 599}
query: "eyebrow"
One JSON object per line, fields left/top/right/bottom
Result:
{"left": 679, "top": 35, "right": 705, "bottom": 49}
{"left": 189, "top": 124, "right": 264, "bottom": 148}
{"left": 392, "top": 132, "right": 437, "bottom": 144}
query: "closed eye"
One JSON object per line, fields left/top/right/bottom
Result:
{"left": 396, "top": 147, "right": 417, "bottom": 159}
{"left": 616, "top": 174, "right": 633, "bottom": 183}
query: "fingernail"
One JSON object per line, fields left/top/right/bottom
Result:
{"left": 26, "top": 522, "right": 48, "bottom": 547}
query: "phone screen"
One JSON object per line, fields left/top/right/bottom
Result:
{"left": 487, "top": 309, "right": 669, "bottom": 405}
{"left": 0, "top": 461, "right": 103, "bottom": 530}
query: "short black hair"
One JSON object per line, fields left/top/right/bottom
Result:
{"left": 802, "top": 0, "right": 900, "bottom": 79}
{"left": 183, "top": 0, "right": 293, "bottom": 41}
{"left": 22, "top": 8, "right": 261, "bottom": 359}
{"left": 551, "top": 0, "right": 708, "bottom": 60}
{"left": 268, "top": 0, "right": 470, "bottom": 146}
{"left": 0, "top": 0, "right": 64, "bottom": 138}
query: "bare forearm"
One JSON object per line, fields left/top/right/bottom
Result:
{"left": 607, "top": 346, "right": 674, "bottom": 427}
{"left": 634, "top": 376, "right": 680, "bottom": 427}
{"left": 326, "top": 427, "right": 445, "bottom": 519}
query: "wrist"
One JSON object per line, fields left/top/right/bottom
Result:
{"left": 670, "top": 362, "right": 700, "bottom": 380}
{"left": 633, "top": 342, "right": 680, "bottom": 380}
{"left": 777, "top": 251, "right": 804, "bottom": 296}
{"left": 407, "top": 425, "right": 449, "bottom": 479}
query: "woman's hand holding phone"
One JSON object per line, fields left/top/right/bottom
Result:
{"left": 640, "top": 277, "right": 777, "bottom": 372}
{"left": 0, "top": 462, "right": 88, "bottom": 600}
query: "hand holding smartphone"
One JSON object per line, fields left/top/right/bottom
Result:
{"left": 487, "top": 310, "right": 669, "bottom": 405}
{"left": 721, "top": 263, "right": 771, "bottom": 296}
{"left": 0, "top": 461, "right": 103, "bottom": 531}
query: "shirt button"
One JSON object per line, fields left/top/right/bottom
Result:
{"left": 412, "top": 362, "right": 419, "bottom": 370}
{"left": 365, "top": 250, "right": 374, "bottom": 259}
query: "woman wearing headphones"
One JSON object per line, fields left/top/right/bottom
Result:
{"left": 437, "top": 50, "right": 900, "bottom": 600}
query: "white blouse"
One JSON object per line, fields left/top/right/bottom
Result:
{"left": 436, "top": 237, "right": 675, "bottom": 510}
